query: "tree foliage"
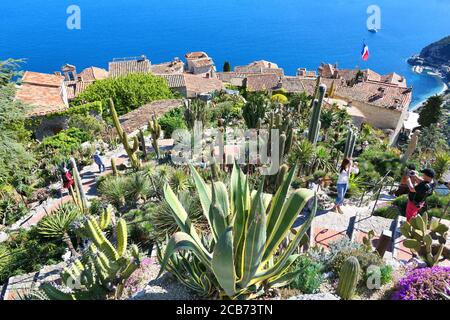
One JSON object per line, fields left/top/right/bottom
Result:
{"left": 72, "top": 73, "right": 173, "bottom": 116}
{"left": 418, "top": 95, "right": 443, "bottom": 128}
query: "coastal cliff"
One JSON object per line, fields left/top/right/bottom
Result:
{"left": 408, "top": 35, "right": 450, "bottom": 84}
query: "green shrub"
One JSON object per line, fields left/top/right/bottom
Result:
{"left": 158, "top": 107, "right": 187, "bottom": 138}
{"left": 40, "top": 127, "right": 91, "bottom": 155}
{"left": 380, "top": 265, "right": 394, "bottom": 285}
{"left": 0, "top": 228, "right": 66, "bottom": 284}
{"left": 68, "top": 114, "right": 105, "bottom": 137}
{"left": 72, "top": 73, "right": 173, "bottom": 116}
{"left": 373, "top": 206, "right": 400, "bottom": 219}
{"left": 290, "top": 255, "right": 324, "bottom": 294}
{"left": 330, "top": 248, "right": 384, "bottom": 282}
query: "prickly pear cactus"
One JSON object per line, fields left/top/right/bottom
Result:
{"left": 401, "top": 212, "right": 449, "bottom": 266}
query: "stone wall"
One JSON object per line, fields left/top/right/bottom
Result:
{"left": 32, "top": 116, "right": 68, "bottom": 141}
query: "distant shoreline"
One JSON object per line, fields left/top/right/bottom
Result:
{"left": 409, "top": 78, "right": 448, "bottom": 112}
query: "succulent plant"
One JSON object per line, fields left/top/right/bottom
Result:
{"left": 336, "top": 256, "right": 360, "bottom": 300}
{"left": 400, "top": 212, "right": 449, "bottom": 266}
{"left": 308, "top": 84, "right": 327, "bottom": 145}
{"left": 157, "top": 163, "right": 317, "bottom": 299}
{"left": 148, "top": 115, "right": 161, "bottom": 159}
{"left": 39, "top": 216, "right": 141, "bottom": 300}
{"left": 111, "top": 158, "right": 118, "bottom": 176}
{"left": 109, "top": 98, "right": 140, "bottom": 170}
{"left": 401, "top": 130, "right": 420, "bottom": 163}
{"left": 343, "top": 127, "right": 357, "bottom": 159}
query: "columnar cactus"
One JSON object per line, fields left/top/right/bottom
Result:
{"left": 343, "top": 127, "right": 357, "bottom": 159}
{"left": 108, "top": 99, "right": 140, "bottom": 170}
{"left": 39, "top": 216, "right": 141, "bottom": 300}
{"left": 337, "top": 256, "right": 360, "bottom": 300}
{"left": 111, "top": 158, "right": 118, "bottom": 176}
{"left": 148, "top": 115, "right": 161, "bottom": 159}
{"left": 276, "top": 164, "right": 289, "bottom": 190}
{"left": 138, "top": 129, "right": 147, "bottom": 158}
{"left": 308, "top": 84, "right": 327, "bottom": 145}
{"left": 70, "top": 158, "right": 88, "bottom": 213}
{"left": 401, "top": 130, "right": 420, "bottom": 163}
{"left": 400, "top": 212, "right": 449, "bottom": 266}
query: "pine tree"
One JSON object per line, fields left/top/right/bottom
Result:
{"left": 418, "top": 95, "right": 443, "bottom": 128}
{"left": 223, "top": 61, "right": 231, "bottom": 72}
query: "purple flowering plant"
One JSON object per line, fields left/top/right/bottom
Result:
{"left": 393, "top": 266, "right": 450, "bottom": 300}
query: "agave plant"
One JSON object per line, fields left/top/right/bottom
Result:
{"left": 37, "top": 202, "right": 81, "bottom": 257}
{"left": 157, "top": 164, "right": 316, "bottom": 299}
{"left": 169, "top": 169, "right": 191, "bottom": 194}
{"left": 433, "top": 152, "right": 450, "bottom": 181}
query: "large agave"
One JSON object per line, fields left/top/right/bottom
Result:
{"left": 158, "top": 163, "right": 316, "bottom": 299}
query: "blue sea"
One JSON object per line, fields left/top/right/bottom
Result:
{"left": 1, "top": 0, "right": 449, "bottom": 109}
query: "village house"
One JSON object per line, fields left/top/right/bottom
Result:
{"left": 150, "top": 58, "right": 184, "bottom": 75}
{"left": 282, "top": 64, "right": 413, "bottom": 144}
{"left": 108, "top": 55, "right": 152, "bottom": 78}
{"left": 184, "top": 52, "right": 216, "bottom": 77}
{"left": 60, "top": 64, "right": 109, "bottom": 101}
{"left": 15, "top": 71, "right": 70, "bottom": 139}
{"left": 159, "top": 73, "right": 224, "bottom": 98}
{"left": 218, "top": 60, "right": 284, "bottom": 88}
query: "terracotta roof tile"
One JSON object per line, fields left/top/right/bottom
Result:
{"left": 109, "top": 59, "right": 151, "bottom": 78}
{"left": 22, "top": 71, "right": 64, "bottom": 87}
{"left": 184, "top": 74, "right": 224, "bottom": 94}
{"left": 245, "top": 73, "right": 281, "bottom": 92}
{"left": 79, "top": 67, "right": 109, "bottom": 81}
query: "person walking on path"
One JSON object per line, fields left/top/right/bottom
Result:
{"left": 332, "top": 158, "right": 359, "bottom": 214}
{"left": 406, "top": 168, "right": 436, "bottom": 221}
{"left": 93, "top": 151, "right": 106, "bottom": 173}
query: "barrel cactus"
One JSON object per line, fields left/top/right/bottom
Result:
{"left": 337, "top": 256, "right": 360, "bottom": 300}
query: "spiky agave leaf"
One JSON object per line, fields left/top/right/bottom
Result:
{"left": 37, "top": 203, "right": 81, "bottom": 238}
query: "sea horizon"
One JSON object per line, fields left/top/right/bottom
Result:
{"left": 1, "top": 0, "right": 449, "bottom": 109}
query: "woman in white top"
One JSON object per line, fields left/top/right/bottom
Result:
{"left": 332, "top": 158, "right": 359, "bottom": 214}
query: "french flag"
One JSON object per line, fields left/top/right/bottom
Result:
{"left": 361, "top": 42, "right": 369, "bottom": 61}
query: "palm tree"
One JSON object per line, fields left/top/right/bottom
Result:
{"left": 37, "top": 203, "right": 80, "bottom": 257}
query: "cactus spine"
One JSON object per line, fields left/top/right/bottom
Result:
{"left": 343, "top": 128, "right": 357, "bottom": 159}
{"left": 276, "top": 164, "right": 289, "bottom": 190}
{"left": 308, "top": 84, "right": 327, "bottom": 145}
{"left": 109, "top": 98, "right": 140, "bottom": 170}
{"left": 337, "top": 256, "right": 360, "bottom": 300}
{"left": 148, "top": 115, "right": 161, "bottom": 159}
{"left": 401, "top": 130, "right": 420, "bottom": 163}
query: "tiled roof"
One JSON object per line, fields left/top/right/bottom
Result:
{"left": 336, "top": 81, "right": 412, "bottom": 111}
{"left": 64, "top": 80, "right": 94, "bottom": 100}
{"left": 109, "top": 59, "right": 151, "bottom": 78}
{"left": 381, "top": 72, "right": 407, "bottom": 88}
{"left": 191, "top": 58, "right": 214, "bottom": 68}
{"left": 216, "top": 72, "right": 247, "bottom": 82}
{"left": 118, "top": 99, "right": 183, "bottom": 134}
{"left": 21, "top": 71, "right": 63, "bottom": 87}
{"left": 281, "top": 76, "right": 337, "bottom": 95}
{"left": 184, "top": 74, "right": 225, "bottom": 94}
{"left": 185, "top": 52, "right": 209, "bottom": 59}
{"left": 245, "top": 73, "right": 281, "bottom": 92}
{"left": 78, "top": 67, "right": 109, "bottom": 81}
{"left": 16, "top": 72, "right": 68, "bottom": 117}
{"left": 159, "top": 74, "right": 186, "bottom": 88}
{"left": 150, "top": 61, "right": 184, "bottom": 75}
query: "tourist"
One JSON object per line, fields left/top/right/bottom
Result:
{"left": 332, "top": 158, "right": 359, "bottom": 214}
{"left": 392, "top": 164, "right": 418, "bottom": 197}
{"left": 61, "top": 168, "right": 74, "bottom": 196}
{"left": 93, "top": 151, "right": 106, "bottom": 173}
{"left": 406, "top": 168, "right": 436, "bottom": 221}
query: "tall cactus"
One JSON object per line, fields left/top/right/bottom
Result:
{"left": 401, "top": 130, "right": 420, "bottom": 163}
{"left": 343, "top": 127, "right": 357, "bottom": 159}
{"left": 308, "top": 84, "right": 327, "bottom": 145}
{"left": 148, "top": 115, "right": 161, "bottom": 159}
{"left": 70, "top": 157, "right": 88, "bottom": 213}
{"left": 138, "top": 129, "right": 147, "bottom": 158}
{"left": 337, "top": 256, "right": 360, "bottom": 300}
{"left": 111, "top": 158, "right": 118, "bottom": 176}
{"left": 39, "top": 216, "right": 141, "bottom": 300}
{"left": 108, "top": 98, "right": 140, "bottom": 170}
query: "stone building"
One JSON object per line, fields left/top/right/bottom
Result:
{"left": 184, "top": 52, "right": 216, "bottom": 77}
